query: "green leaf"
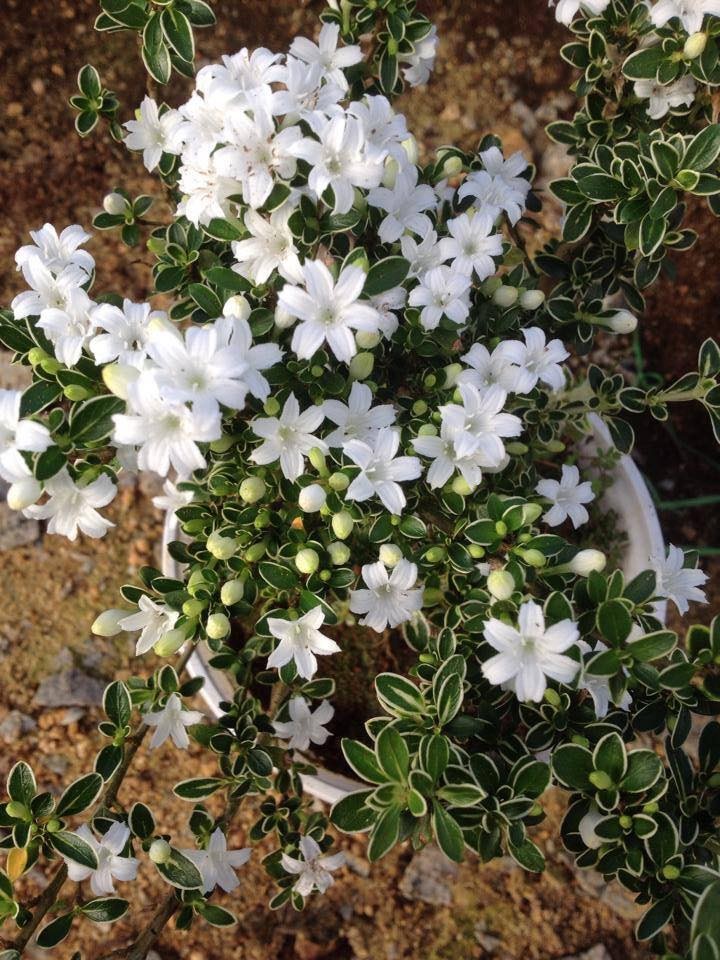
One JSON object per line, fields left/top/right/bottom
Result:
{"left": 180, "top": 0, "right": 216, "bottom": 27}
{"left": 508, "top": 837, "right": 545, "bottom": 872}
{"left": 627, "top": 630, "right": 677, "bottom": 662}
{"left": 155, "top": 848, "right": 203, "bottom": 889}
{"left": 258, "top": 562, "right": 298, "bottom": 591}
{"left": 128, "top": 802, "right": 155, "bottom": 840}
{"left": 50, "top": 831, "right": 98, "bottom": 869}
{"left": 375, "top": 726, "right": 409, "bottom": 783}
{"left": 7, "top": 762, "right": 36, "bottom": 805}
{"left": 623, "top": 45, "right": 665, "bottom": 80}
{"left": 173, "top": 778, "right": 226, "bottom": 800}
{"left": 68, "top": 396, "right": 124, "bottom": 444}
{"left": 331, "top": 790, "right": 375, "bottom": 833}
{"left": 161, "top": 7, "right": 194, "bottom": 63}
{"left": 187, "top": 283, "right": 222, "bottom": 317}
{"left": 576, "top": 173, "right": 624, "bottom": 202}
{"left": 367, "top": 806, "right": 400, "bottom": 861}
{"left": 198, "top": 903, "right": 236, "bottom": 926}
{"left": 142, "top": 16, "right": 172, "bottom": 84}
{"left": 684, "top": 125, "right": 720, "bottom": 172}
{"left": 103, "top": 681, "right": 131, "bottom": 729}
{"left": 620, "top": 749, "right": 663, "bottom": 793}
{"left": 375, "top": 673, "right": 425, "bottom": 718}
{"left": 636, "top": 895, "right": 674, "bottom": 941}
{"left": 692, "top": 880, "right": 720, "bottom": 946}
{"left": 552, "top": 744, "right": 594, "bottom": 791}
{"left": 364, "top": 257, "right": 409, "bottom": 297}
{"left": 36, "top": 913, "right": 74, "bottom": 949}
{"left": 562, "top": 204, "right": 593, "bottom": 243}
{"left": 435, "top": 673, "right": 463, "bottom": 726}
{"left": 78, "top": 64, "right": 102, "bottom": 100}
{"left": 342, "top": 739, "right": 388, "bottom": 784}
{"left": 624, "top": 569, "right": 657, "bottom": 605}
{"left": 431, "top": 802, "right": 464, "bottom": 862}
{"left": 436, "top": 783, "right": 485, "bottom": 807}
{"left": 56, "top": 773, "right": 103, "bottom": 818}
{"left": 593, "top": 732, "right": 627, "bottom": 783}
{"left": 596, "top": 599, "right": 632, "bottom": 645}
{"left": 80, "top": 897, "right": 129, "bottom": 923}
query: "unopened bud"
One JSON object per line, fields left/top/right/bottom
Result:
{"left": 379, "top": 543, "right": 403, "bottom": 567}
{"left": 153, "top": 628, "right": 187, "bottom": 657}
{"left": 274, "top": 305, "right": 296, "bottom": 330}
{"left": 607, "top": 309, "right": 637, "bottom": 334}
{"left": 356, "top": 330, "right": 381, "bottom": 350}
{"left": 263, "top": 397, "right": 281, "bottom": 416}
{"left": 425, "top": 546, "right": 446, "bottom": 563}
{"left": 223, "top": 295, "right": 251, "bottom": 321}
{"left": 402, "top": 135, "right": 419, "bottom": 165}
{"left": 206, "top": 531, "right": 238, "bottom": 560}
{"left": 63, "top": 385, "right": 91, "bottom": 402}
{"left": 206, "top": 612, "right": 231, "bottom": 640}
{"left": 349, "top": 351, "right": 374, "bottom": 381}
{"left": 149, "top": 839, "right": 172, "bottom": 864}
{"left": 443, "top": 363, "right": 463, "bottom": 388}
{"left": 332, "top": 511, "right": 354, "bottom": 540}
{"left": 220, "top": 579, "right": 245, "bottom": 606}
{"left": 493, "top": 285, "right": 519, "bottom": 308}
{"left": 328, "top": 471, "right": 349, "bottom": 491}
{"left": 519, "top": 289, "right": 545, "bottom": 311}
{"left": 6, "top": 802, "right": 28, "bottom": 821}
{"left": 103, "top": 192, "right": 128, "bottom": 215}
{"left": 382, "top": 157, "right": 400, "bottom": 189}
{"left": 103, "top": 363, "right": 139, "bottom": 401}
{"left": 684, "top": 31, "right": 707, "bottom": 59}
{"left": 451, "top": 475, "right": 472, "bottom": 496}
{"left": 299, "top": 484, "right": 327, "bottom": 512}
{"left": 183, "top": 598, "right": 206, "bottom": 617}
{"left": 569, "top": 549, "right": 606, "bottom": 576}
{"left": 239, "top": 476, "right": 266, "bottom": 504}
{"left": 6, "top": 477, "right": 41, "bottom": 511}
{"left": 487, "top": 569, "right": 515, "bottom": 601}
{"left": 522, "top": 549, "right": 546, "bottom": 568}
{"left": 92, "top": 608, "right": 127, "bottom": 637}
{"left": 442, "top": 155, "right": 464, "bottom": 177}
{"left": 244, "top": 541, "right": 267, "bottom": 563}
{"left": 328, "top": 541, "right": 351, "bottom": 565}
{"left": 295, "top": 548, "right": 320, "bottom": 575}
{"left": 308, "top": 447, "right": 328, "bottom": 476}
{"left": 27, "top": 347, "right": 48, "bottom": 365}
{"left": 209, "top": 434, "right": 234, "bottom": 454}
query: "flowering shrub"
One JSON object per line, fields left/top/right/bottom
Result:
{"left": 1, "top": 0, "right": 720, "bottom": 957}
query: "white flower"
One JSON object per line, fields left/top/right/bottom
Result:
{"left": 535, "top": 464, "right": 594, "bottom": 529}
{"left": 458, "top": 147, "right": 530, "bottom": 225}
{"left": 37, "top": 287, "right": 96, "bottom": 367}
{"left": 118, "top": 594, "right": 179, "bottom": 656}
{"left": 438, "top": 211, "right": 502, "bottom": 280}
{"left": 400, "top": 26, "right": 439, "bottom": 87}
{"left": 63, "top": 823, "right": 138, "bottom": 896}
{"left": 344, "top": 426, "right": 421, "bottom": 514}
{"left": 281, "top": 835, "right": 345, "bottom": 897}
{"left": 250, "top": 393, "right": 327, "bottom": 482}
{"left": 279, "top": 260, "right": 381, "bottom": 363}
{"left": 401, "top": 230, "right": 446, "bottom": 279}
{"left": 90, "top": 299, "right": 166, "bottom": 368}
{"left": 653, "top": 543, "right": 708, "bottom": 615}
{"left": 290, "top": 113, "right": 384, "bottom": 214}
{"left": 458, "top": 342, "right": 527, "bottom": 394}
{"left": 196, "top": 47, "right": 285, "bottom": 108}
{"left": 0, "top": 390, "right": 51, "bottom": 474}
{"left": 152, "top": 479, "right": 194, "bottom": 514}
{"left": 272, "top": 696, "right": 334, "bottom": 751}
{"left": 176, "top": 142, "right": 240, "bottom": 227}
{"left": 408, "top": 265, "right": 471, "bottom": 331}
{"left": 289, "top": 22, "right": 362, "bottom": 90}
{"left": 496, "top": 327, "right": 569, "bottom": 393}
{"left": 578, "top": 640, "right": 631, "bottom": 718}
{"left": 650, "top": 0, "right": 720, "bottom": 34}
{"left": 112, "top": 372, "right": 221, "bottom": 477}
{"left": 214, "top": 99, "right": 301, "bottom": 209}
{"left": 348, "top": 95, "right": 409, "bottom": 162}
{"left": 413, "top": 419, "right": 488, "bottom": 491}
{"left": 634, "top": 76, "right": 696, "bottom": 120}
{"left": 183, "top": 828, "right": 251, "bottom": 895}
{"left": 368, "top": 285, "right": 407, "bottom": 339}
{"left": 232, "top": 205, "right": 303, "bottom": 285}
{"left": 272, "top": 57, "right": 345, "bottom": 120}
{"left": 15, "top": 223, "right": 94, "bottom": 276}
{"left": 267, "top": 607, "right": 340, "bottom": 680}
{"left": 440, "top": 383, "right": 522, "bottom": 467}
{"left": 123, "top": 96, "right": 185, "bottom": 171}
{"left": 549, "top": 0, "right": 611, "bottom": 25}
{"left": 349, "top": 559, "right": 423, "bottom": 632}
{"left": 323, "top": 381, "right": 395, "bottom": 448}
{"left": 11, "top": 258, "right": 89, "bottom": 320}
{"left": 368, "top": 165, "right": 436, "bottom": 243}
{"left": 26, "top": 469, "right": 115, "bottom": 540}
{"left": 144, "top": 693, "right": 204, "bottom": 749}
{"left": 482, "top": 599, "right": 580, "bottom": 702}
{"left": 0, "top": 451, "right": 42, "bottom": 511}
{"left": 577, "top": 804, "right": 606, "bottom": 849}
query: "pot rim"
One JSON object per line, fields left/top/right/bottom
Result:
{"left": 161, "top": 413, "right": 666, "bottom": 806}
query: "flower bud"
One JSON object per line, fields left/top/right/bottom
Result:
{"left": 481, "top": 277, "right": 502, "bottom": 297}
{"left": 220, "top": 579, "right": 245, "bottom": 606}
{"left": 417, "top": 423, "right": 438, "bottom": 437}
{"left": 240, "top": 476, "right": 266, "bottom": 504}
{"left": 379, "top": 543, "right": 403, "bottom": 567}
{"left": 468, "top": 544, "right": 485, "bottom": 559}
{"left": 607, "top": 309, "right": 637, "bottom": 334}
{"left": 402, "top": 135, "right": 419, "bottom": 164}
{"left": 6, "top": 846, "right": 28, "bottom": 882}
{"left": 6, "top": 801, "right": 28, "bottom": 821}
{"left": 412, "top": 399, "right": 428, "bottom": 416}
{"left": 7, "top": 477, "right": 41, "bottom": 511}
{"left": 493, "top": 285, "right": 519, "bottom": 308}
{"left": 569, "top": 549, "right": 606, "bottom": 576}
{"left": 578, "top": 806, "right": 604, "bottom": 850}
{"left": 684, "top": 31, "right": 707, "bottom": 59}
{"left": 274, "top": 305, "right": 296, "bottom": 330}
{"left": 443, "top": 362, "right": 463, "bottom": 388}
{"left": 27, "top": 347, "right": 48, "bottom": 366}
{"left": 487, "top": 569, "right": 515, "bottom": 601}
{"left": 40, "top": 356, "right": 61, "bottom": 375}
{"left": 223, "top": 295, "right": 251, "bottom": 321}
{"left": 149, "top": 839, "right": 172, "bottom": 864}
{"left": 519, "top": 289, "right": 545, "bottom": 311}
{"left": 382, "top": 157, "right": 400, "bottom": 188}
{"left": 103, "top": 192, "right": 128, "bottom": 215}
{"left": 244, "top": 541, "right": 267, "bottom": 563}
{"left": 349, "top": 351, "right": 374, "bottom": 381}
{"left": 356, "top": 330, "right": 381, "bottom": 350}
{"left": 332, "top": 510, "right": 354, "bottom": 539}
{"left": 153, "top": 628, "right": 187, "bottom": 657}
{"left": 299, "top": 483, "right": 327, "bottom": 512}
{"left": 64, "top": 385, "right": 91, "bottom": 402}
{"left": 522, "top": 549, "right": 546, "bottom": 568}
{"left": 425, "top": 546, "right": 446, "bottom": 563}
{"left": 103, "top": 363, "right": 139, "bottom": 400}
{"left": 295, "top": 548, "right": 320, "bottom": 575}
{"left": 308, "top": 447, "right": 328, "bottom": 475}
{"left": 92, "top": 608, "right": 128, "bottom": 637}
{"left": 209, "top": 434, "right": 234, "bottom": 453}
{"left": 423, "top": 587, "right": 444, "bottom": 606}
{"left": 451, "top": 475, "right": 472, "bottom": 496}
{"left": 589, "top": 770, "right": 613, "bottom": 790}
{"left": 328, "top": 541, "right": 351, "bottom": 565}
{"left": 183, "top": 598, "right": 206, "bottom": 617}
{"left": 442, "top": 155, "right": 464, "bottom": 177}
{"left": 206, "top": 612, "right": 231, "bottom": 640}
{"left": 328, "top": 471, "right": 349, "bottom": 491}
{"left": 206, "top": 531, "right": 238, "bottom": 560}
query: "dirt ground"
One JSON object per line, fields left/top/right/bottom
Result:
{"left": 0, "top": 0, "right": 717, "bottom": 957}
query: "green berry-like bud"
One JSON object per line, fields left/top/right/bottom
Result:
{"left": 327, "top": 541, "right": 351, "bottom": 565}
{"left": 494, "top": 520, "right": 508, "bottom": 537}
{"left": 239, "top": 476, "right": 266, "bottom": 504}
{"left": 356, "top": 330, "right": 381, "bottom": 350}
{"left": 45, "top": 818, "right": 61, "bottom": 833}
{"left": 412, "top": 399, "right": 428, "bottom": 416}
{"left": 425, "top": 546, "right": 446, "bottom": 563}
{"left": 209, "top": 434, "right": 235, "bottom": 454}
{"left": 493, "top": 285, "right": 518, "bottom": 308}
{"left": 589, "top": 770, "right": 613, "bottom": 791}
{"left": 423, "top": 587, "right": 444, "bottom": 606}
{"left": 379, "top": 543, "right": 403, "bottom": 567}
{"left": 27, "top": 347, "right": 48, "bottom": 365}
{"left": 442, "top": 155, "right": 464, "bottom": 177}
{"left": 423, "top": 374, "right": 437, "bottom": 389}
{"left": 183, "top": 598, "right": 207, "bottom": 617}
{"left": 328, "top": 471, "right": 349, "bottom": 491}
{"left": 295, "top": 548, "right": 320, "bottom": 575}
{"left": 451, "top": 475, "right": 472, "bottom": 496}
{"left": 206, "top": 532, "right": 238, "bottom": 560}
{"left": 263, "top": 397, "right": 281, "bottom": 416}
{"left": 153, "top": 629, "right": 187, "bottom": 657}
{"left": 149, "top": 839, "right": 173, "bottom": 864}
{"left": 220, "top": 579, "right": 245, "bottom": 606}
{"left": 662, "top": 864, "right": 681, "bottom": 881}
{"left": 40, "top": 357, "right": 61, "bottom": 375}
{"left": 308, "top": 447, "right": 329, "bottom": 476}
{"left": 619, "top": 815, "right": 633, "bottom": 830}
{"left": 522, "top": 549, "right": 546, "bottom": 569}
{"left": 468, "top": 544, "right": 485, "bottom": 559}
{"left": 349, "top": 351, "right": 374, "bottom": 381}
{"left": 487, "top": 569, "right": 515, "bottom": 601}
{"left": 64, "top": 385, "right": 91, "bottom": 402}
{"left": 332, "top": 511, "right": 354, "bottom": 540}
{"left": 6, "top": 802, "right": 28, "bottom": 820}
{"left": 206, "top": 612, "right": 231, "bottom": 640}
{"left": 244, "top": 541, "right": 267, "bottom": 563}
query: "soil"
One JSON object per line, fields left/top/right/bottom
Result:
{"left": 0, "top": 1, "right": 716, "bottom": 957}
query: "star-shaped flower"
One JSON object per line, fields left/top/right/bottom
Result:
{"left": 267, "top": 607, "right": 340, "bottom": 680}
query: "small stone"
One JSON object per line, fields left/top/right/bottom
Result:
{"left": 0, "top": 710, "right": 37, "bottom": 743}
{"left": 59, "top": 707, "right": 85, "bottom": 725}
{"left": 399, "top": 844, "right": 458, "bottom": 906}
{"left": 560, "top": 946, "right": 613, "bottom": 960}
{"left": 33, "top": 668, "right": 105, "bottom": 708}
{"left": 0, "top": 482, "right": 40, "bottom": 551}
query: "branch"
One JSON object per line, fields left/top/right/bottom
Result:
{"left": 12, "top": 864, "right": 68, "bottom": 952}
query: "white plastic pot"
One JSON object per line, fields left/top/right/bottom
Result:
{"left": 161, "top": 413, "right": 666, "bottom": 805}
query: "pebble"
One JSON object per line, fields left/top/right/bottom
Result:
{"left": 560, "top": 946, "right": 613, "bottom": 960}
{"left": 399, "top": 844, "right": 459, "bottom": 906}
{"left": 33, "top": 667, "right": 105, "bottom": 708}
{"left": 0, "top": 481, "right": 40, "bottom": 551}
{"left": 0, "top": 709, "right": 36, "bottom": 742}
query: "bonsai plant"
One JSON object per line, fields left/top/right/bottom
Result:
{"left": 1, "top": 0, "right": 720, "bottom": 957}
